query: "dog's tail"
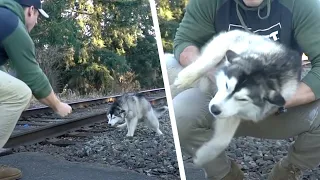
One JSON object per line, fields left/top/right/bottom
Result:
{"left": 153, "top": 106, "right": 169, "bottom": 118}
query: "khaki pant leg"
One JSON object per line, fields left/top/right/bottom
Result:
{"left": 173, "top": 88, "right": 233, "bottom": 179}
{"left": 166, "top": 53, "right": 231, "bottom": 179}
{"left": 0, "top": 70, "right": 32, "bottom": 148}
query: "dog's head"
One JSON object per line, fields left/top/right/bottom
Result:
{"left": 107, "top": 101, "right": 126, "bottom": 126}
{"left": 208, "top": 50, "right": 285, "bottom": 121}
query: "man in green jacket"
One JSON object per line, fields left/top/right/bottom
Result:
{"left": 166, "top": 0, "right": 320, "bottom": 179}
{"left": 0, "top": 0, "right": 72, "bottom": 179}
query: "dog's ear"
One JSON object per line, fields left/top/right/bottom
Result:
{"left": 107, "top": 108, "right": 113, "bottom": 116}
{"left": 225, "top": 50, "right": 239, "bottom": 63}
{"left": 265, "top": 90, "right": 285, "bottom": 106}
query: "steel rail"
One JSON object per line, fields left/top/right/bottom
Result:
{"left": 22, "top": 88, "right": 165, "bottom": 117}
{"left": 5, "top": 96, "right": 167, "bottom": 148}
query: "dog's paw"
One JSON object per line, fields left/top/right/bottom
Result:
{"left": 193, "top": 151, "right": 208, "bottom": 167}
{"left": 126, "top": 133, "right": 134, "bottom": 138}
{"left": 116, "top": 124, "right": 127, "bottom": 129}
{"left": 193, "top": 144, "right": 218, "bottom": 167}
{"left": 173, "top": 68, "right": 200, "bottom": 89}
{"left": 156, "top": 130, "right": 163, "bottom": 136}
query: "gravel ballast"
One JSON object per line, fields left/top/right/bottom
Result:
{"left": 184, "top": 137, "right": 320, "bottom": 180}
{"left": 13, "top": 101, "right": 180, "bottom": 180}
{"left": 227, "top": 137, "right": 320, "bottom": 180}
{"left": 14, "top": 66, "right": 320, "bottom": 180}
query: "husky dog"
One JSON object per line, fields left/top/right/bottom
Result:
{"left": 107, "top": 93, "right": 168, "bottom": 137}
{"left": 173, "top": 29, "right": 302, "bottom": 166}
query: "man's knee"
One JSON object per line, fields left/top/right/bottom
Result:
{"left": 0, "top": 72, "right": 32, "bottom": 105}
{"left": 290, "top": 99, "right": 320, "bottom": 133}
{"left": 173, "top": 91, "right": 192, "bottom": 142}
{"left": 23, "top": 87, "right": 32, "bottom": 110}
{"left": 305, "top": 100, "right": 320, "bottom": 131}
{"left": 18, "top": 81, "right": 32, "bottom": 105}
{"left": 286, "top": 100, "right": 320, "bottom": 170}
{"left": 164, "top": 53, "right": 183, "bottom": 85}
{"left": 8, "top": 78, "right": 33, "bottom": 109}
{"left": 173, "top": 88, "right": 213, "bottom": 141}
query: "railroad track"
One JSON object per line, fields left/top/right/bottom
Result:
{"left": 5, "top": 88, "right": 167, "bottom": 148}
{"left": 21, "top": 88, "right": 165, "bottom": 118}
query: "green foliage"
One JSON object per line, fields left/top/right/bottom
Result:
{"left": 30, "top": 0, "right": 163, "bottom": 95}
{"left": 156, "top": 0, "right": 188, "bottom": 53}
{"left": 126, "top": 35, "right": 164, "bottom": 88}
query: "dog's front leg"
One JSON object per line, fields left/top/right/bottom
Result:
{"left": 173, "top": 32, "right": 239, "bottom": 90}
{"left": 193, "top": 116, "right": 241, "bottom": 167}
{"left": 117, "top": 122, "right": 127, "bottom": 129}
{"left": 126, "top": 117, "right": 139, "bottom": 137}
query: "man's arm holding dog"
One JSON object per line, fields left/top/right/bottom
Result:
{"left": 285, "top": 0, "right": 320, "bottom": 108}
{"left": 285, "top": 83, "right": 315, "bottom": 108}
{"left": 173, "top": 0, "right": 216, "bottom": 67}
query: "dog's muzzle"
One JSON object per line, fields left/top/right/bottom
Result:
{"left": 210, "top": 105, "right": 222, "bottom": 116}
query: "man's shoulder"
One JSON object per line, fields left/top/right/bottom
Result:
{"left": 277, "top": 0, "right": 315, "bottom": 12}
{"left": 185, "top": 0, "right": 227, "bottom": 16}
{"left": 187, "top": 0, "right": 226, "bottom": 7}
{"left": 0, "top": 7, "right": 20, "bottom": 42}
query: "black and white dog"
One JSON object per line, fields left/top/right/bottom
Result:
{"left": 173, "top": 29, "right": 302, "bottom": 166}
{"left": 107, "top": 93, "right": 168, "bottom": 137}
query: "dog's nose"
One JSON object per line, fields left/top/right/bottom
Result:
{"left": 107, "top": 123, "right": 114, "bottom": 127}
{"left": 210, "top": 105, "right": 221, "bottom": 115}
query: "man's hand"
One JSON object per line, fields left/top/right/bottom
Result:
{"left": 53, "top": 102, "right": 72, "bottom": 117}
{"left": 39, "top": 90, "right": 73, "bottom": 117}
{"left": 179, "top": 46, "right": 200, "bottom": 67}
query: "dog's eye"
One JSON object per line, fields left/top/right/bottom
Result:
{"left": 236, "top": 98, "right": 248, "bottom": 101}
{"left": 226, "top": 83, "right": 228, "bottom": 89}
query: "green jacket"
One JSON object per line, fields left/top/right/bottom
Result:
{"left": 174, "top": 0, "right": 320, "bottom": 99}
{"left": 0, "top": 0, "right": 52, "bottom": 99}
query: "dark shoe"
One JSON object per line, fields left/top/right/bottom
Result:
{"left": 221, "top": 160, "right": 244, "bottom": 180}
{"left": 207, "top": 160, "right": 244, "bottom": 180}
{"left": 267, "top": 160, "right": 302, "bottom": 180}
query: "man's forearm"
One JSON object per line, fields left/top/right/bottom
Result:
{"left": 284, "top": 82, "right": 316, "bottom": 108}
{"left": 38, "top": 90, "right": 62, "bottom": 111}
{"left": 179, "top": 45, "right": 201, "bottom": 67}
